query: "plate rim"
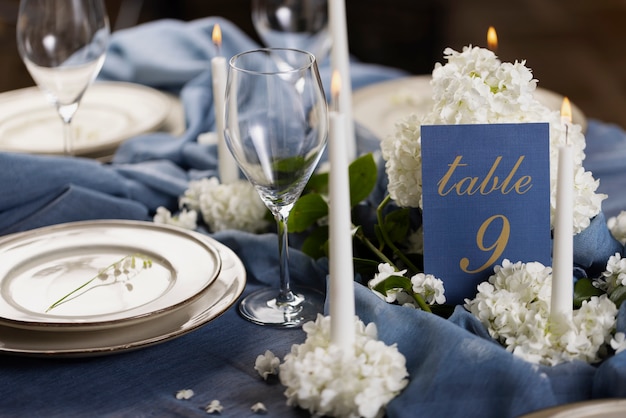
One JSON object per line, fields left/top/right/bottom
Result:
{"left": 0, "top": 220, "right": 222, "bottom": 331}
{"left": 0, "top": 81, "right": 173, "bottom": 156}
{"left": 0, "top": 229, "right": 246, "bottom": 357}
{"left": 519, "top": 399, "right": 626, "bottom": 418}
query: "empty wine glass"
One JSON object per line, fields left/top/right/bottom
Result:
{"left": 225, "top": 48, "right": 328, "bottom": 327}
{"left": 252, "top": 0, "right": 331, "bottom": 63}
{"left": 16, "top": 0, "right": 110, "bottom": 156}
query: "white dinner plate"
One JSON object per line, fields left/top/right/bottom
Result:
{"left": 0, "top": 81, "right": 173, "bottom": 157}
{"left": 520, "top": 399, "right": 626, "bottom": 417}
{"left": 352, "top": 75, "right": 587, "bottom": 140}
{"left": 0, "top": 220, "right": 221, "bottom": 331}
{"left": 0, "top": 230, "right": 245, "bottom": 357}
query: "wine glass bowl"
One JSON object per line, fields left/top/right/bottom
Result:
{"left": 252, "top": 0, "right": 331, "bottom": 63}
{"left": 16, "top": 0, "right": 110, "bottom": 155}
{"left": 225, "top": 48, "right": 328, "bottom": 327}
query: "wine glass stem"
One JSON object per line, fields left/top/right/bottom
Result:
{"left": 58, "top": 103, "right": 79, "bottom": 156}
{"left": 61, "top": 120, "right": 74, "bottom": 156}
{"left": 276, "top": 212, "right": 296, "bottom": 305}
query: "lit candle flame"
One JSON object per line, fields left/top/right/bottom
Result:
{"left": 561, "top": 97, "right": 572, "bottom": 145}
{"left": 487, "top": 26, "right": 498, "bottom": 51}
{"left": 331, "top": 70, "right": 341, "bottom": 110}
{"left": 560, "top": 97, "right": 572, "bottom": 123}
{"left": 212, "top": 24, "right": 222, "bottom": 51}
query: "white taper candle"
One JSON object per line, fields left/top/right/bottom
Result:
{"left": 328, "top": 0, "right": 356, "bottom": 161}
{"left": 329, "top": 71, "right": 355, "bottom": 349}
{"left": 551, "top": 98, "right": 574, "bottom": 322}
{"left": 212, "top": 24, "right": 239, "bottom": 184}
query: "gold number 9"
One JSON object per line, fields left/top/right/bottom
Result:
{"left": 460, "top": 215, "right": 510, "bottom": 274}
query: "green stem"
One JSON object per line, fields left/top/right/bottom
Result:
{"left": 355, "top": 220, "right": 432, "bottom": 313}
{"left": 412, "top": 292, "right": 431, "bottom": 313}
{"left": 376, "top": 195, "right": 421, "bottom": 275}
{"left": 46, "top": 253, "right": 151, "bottom": 313}
{"left": 355, "top": 227, "right": 396, "bottom": 268}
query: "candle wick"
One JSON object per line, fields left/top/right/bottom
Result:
{"left": 565, "top": 123, "right": 569, "bottom": 146}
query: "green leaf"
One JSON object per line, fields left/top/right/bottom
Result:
{"left": 300, "top": 226, "right": 329, "bottom": 259}
{"left": 373, "top": 275, "right": 413, "bottom": 295}
{"left": 288, "top": 193, "right": 328, "bottom": 233}
{"left": 382, "top": 208, "right": 411, "bottom": 244}
{"left": 610, "top": 286, "right": 626, "bottom": 309}
{"left": 274, "top": 155, "right": 306, "bottom": 173}
{"left": 349, "top": 153, "right": 377, "bottom": 207}
{"left": 304, "top": 171, "right": 329, "bottom": 195}
{"left": 573, "top": 277, "right": 604, "bottom": 309}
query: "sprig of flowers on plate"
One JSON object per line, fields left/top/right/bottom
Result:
{"left": 254, "top": 314, "right": 408, "bottom": 418}
{"left": 46, "top": 253, "right": 153, "bottom": 312}
{"left": 154, "top": 177, "right": 270, "bottom": 233}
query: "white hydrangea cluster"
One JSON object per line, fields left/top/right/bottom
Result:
{"left": 153, "top": 206, "right": 198, "bottom": 230}
{"left": 181, "top": 177, "right": 269, "bottom": 233}
{"left": 608, "top": 211, "right": 626, "bottom": 244}
{"left": 410, "top": 272, "right": 446, "bottom": 305}
{"left": 368, "top": 263, "right": 446, "bottom": 307}
{"left": 465, "top": 259, "right": 618, "bottom": 366}
{"left": 278, "top": 314, "right": 408, "bottom": 418}
{"left": 381, "top": 46, "right": 606, "bottom": 234}
{"left": 602, "top": 252, "right": 626, "bottom": 294}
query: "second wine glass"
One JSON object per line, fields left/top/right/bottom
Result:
{"left": 252, "top": 0, "right": 331, "bottom": 64}
{"left": 225, "top": 48, "right": 328, "bottom": 327}
{"left": 16, "top": 0, "right": 110, "bottom": 156}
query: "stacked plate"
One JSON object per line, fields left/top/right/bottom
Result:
{"left": 0, "top": 220, "right": 245, "bottom": 357}
{"left": 0, "top": 81, "right": 185, "bottom": 160}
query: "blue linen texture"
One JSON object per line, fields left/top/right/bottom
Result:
{"left": 1, "top": 17, "right": 625, "bottom": 418}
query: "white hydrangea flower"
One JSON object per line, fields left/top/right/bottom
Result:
{"left": 182, "top": 177, "right": 269, "bottom": 233}
{"left": 381, "top": 46, "right": 605, "bottom": 234}
{"left": 368, "top": 263, "right": 446, "bottom": 309}
{"left": 410, "top": 273, "right": 446, "bottom": 305}
{"left": 175, "top": 389, "right": 194, "bottom": 400}
{"left": 205, "top": 400, "right": 223, "bottom": 414}
{"left": 611, "top": 332, "right": 626, "bottom": 354}
{"left": 254, "top": 350, "right": 280, "bottom": 380}
{"left": 153, "top": 206, "right": 198, "bottom": 230}
{"left": 367, "top": 263, "right": 407, "bottom": 303}
{"left": 608, "top": 211, "right": 626, "bottom": 245}
{"left": 465, "top": 259, "right": 618, "bottom": 365}
{"left": 602, "top": 252, "right": 626, "bottom": 292}
{"left": 250, "top": 402, "right": 267, "bottom": 414}
{"left": 278, "top": 314, "right": 408, "bottom": 418}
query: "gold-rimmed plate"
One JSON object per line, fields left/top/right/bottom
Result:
{"left": 0, "top": 220, "right": 221, "bottom": 331}
{"left": 0, "top": 231, "right": 245, "bottom": 357}
{"left": 520, "top": 399, "right": 626, "bottom": 417}
{"left": 0, "top": 81, "right": 173, "bottom": 157}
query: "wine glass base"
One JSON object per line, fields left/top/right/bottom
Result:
{"left": 239, "top": 287, "right": 325, "bottom": 328}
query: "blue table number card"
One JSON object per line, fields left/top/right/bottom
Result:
{"left": 421, "top": 123, "right": 551, "bottom": 305}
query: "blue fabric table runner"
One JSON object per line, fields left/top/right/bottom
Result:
{"left": 1, "top": 17, "right": 626, "bottom": 418}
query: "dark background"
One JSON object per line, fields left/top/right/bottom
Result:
{"left": 2, "top": 0, "right": 626, "bottom": 128}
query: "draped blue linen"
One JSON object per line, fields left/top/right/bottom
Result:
{"left": 1, "top": 17, "right": 626, "bottom": 418}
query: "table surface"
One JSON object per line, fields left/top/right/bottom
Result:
{"left": 1, "top": 17, "right": 626, "bottom": 418}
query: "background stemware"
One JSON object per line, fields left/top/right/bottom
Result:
{"left": 225, "top": 48, "right": 328, "bottom": 327}
{"left": 16, "top": 0, "right": 110, "bottom": 156}
{"left": 252, "top": 0, "right": 331, "bottom": 64}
